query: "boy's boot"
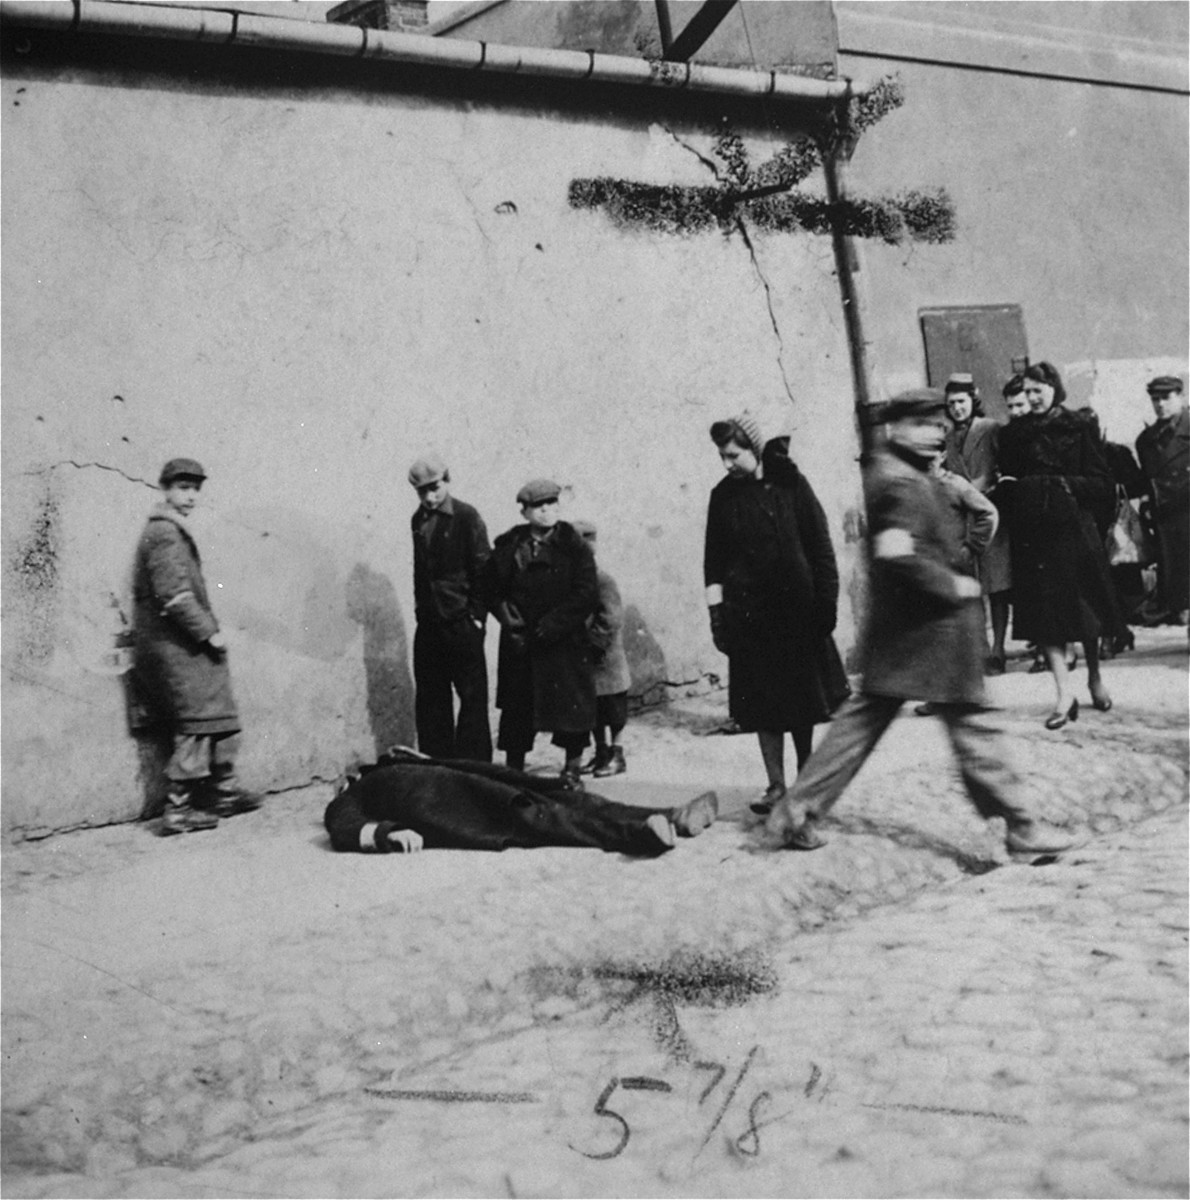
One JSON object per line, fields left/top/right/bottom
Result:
{"left": 582, "top": 745, "right": 612, "bottom": 775}
{"left": 205, "top": 764, "right": 263, "bottom": 818}
{"left": 161, "top": 783, "right": 219, "bottom": 836}
{"left": 593, "top": 746, "right": 626, "bottom": 778}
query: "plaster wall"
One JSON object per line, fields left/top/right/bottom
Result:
{"left": 837, "top": 54, "right": 1190, "bottom": 410}
{"left": 1, "top": 54, "right": 861, "bottom": 837}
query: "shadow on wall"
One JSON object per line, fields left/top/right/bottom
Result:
{"left": 623, "top": 602, "right": 668, "bottom": 711}
{"left": 346, "top": 563, "right": 416, "bottom": 755}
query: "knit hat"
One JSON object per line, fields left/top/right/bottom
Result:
{"left": 713, "top": 412, "right": 764, "bottom": 460}
{"left": 944, "top": 372, "right": 976, "bottom": 395}
{"left": 159, "top": 458, "right": 206, "bottom": 486}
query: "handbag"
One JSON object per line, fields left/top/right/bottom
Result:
{"left": 1106, "top": 486, "right": 1154, "bottom": 566}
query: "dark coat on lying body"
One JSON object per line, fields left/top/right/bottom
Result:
{"left": 324, "top": 753, "right": 671, "bottom": 856}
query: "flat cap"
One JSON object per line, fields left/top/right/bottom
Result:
{"left": 408, "top": 453, "right": 447, "bottom": 488}
{"left": 516, "top": 478, "right": 561, "bottom": 506}
{"left": 944, "top": 372, "right": 976, "bottom": 392}
{"left": 1146, "top": 375, "right": 1184, "bottom": 396}
{"left": 882, "top": 388, "right": 947, "bottom": 421}
{"left": 159, "top": 457, "right": 207, "bottom": 486}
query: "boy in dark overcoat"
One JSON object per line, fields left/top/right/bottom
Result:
{"left": 408, "top": 453, "right": 492, "bottom": 761}
{"left": 483, "top": 479, "right": 598, "bottom": 786}
{"left": 130, "top": 459, "right": 259, "bottom": 834}
{"left": 766, "top": 392, "right": 1072, "bottom": 859}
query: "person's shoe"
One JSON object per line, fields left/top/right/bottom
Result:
{"left": 1005, "top": 820, "right": 1074, "bottom": 858}
{"left": 558, "top": 767, "right": 585, "bottom": 792}
{"left": 914, "top": 701, "right": 940, "bottom": 717}
{"left": 209, "top": 789, "right": 264, "bottom": 818}
{"left": 1027, "top": 656, "right": 1048, "bottom": 674}
{"left": 750, "top": 783, "right": 786, "bottom": 816}
{"left": 1089, "top": 681, "right": 1113, "bottom": 712}
{"left": 765, "top": 802, "right": 826, "bottom": 850}
{"left": 1044, "top": 699, "right": 1079, "bottom": 730}
{"left": 985, "top": 654, "right": 1006, "bottom": 676}
{"left": 643, "top": 813, "right": 677, "bottom": 853}
{"left": 670, "top": 791, "right": 719, "bottom": 837}
{"left": 581, "top": 746, "right": 612, "bottom": 776}
{"left": 160, "top": 801, "right": 219, "bottom": 836}
{"left": 593, "top": 747, "right": 626, "bottom": 778}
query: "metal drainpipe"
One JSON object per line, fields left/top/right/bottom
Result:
{"left": 821, "top": 110, "right": 876, "bottom": 459}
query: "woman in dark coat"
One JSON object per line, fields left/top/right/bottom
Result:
{"left": 997, "top": 362, "right": 1123, "bottom": 727}
{"left": 483, "top": 478, "right": 599, "bottom": 786}
{"left": 704, "top": 414, "right": 849, "bottom": 814}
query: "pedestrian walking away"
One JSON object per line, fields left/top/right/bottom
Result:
{"left": 765, "top": 389, "right": 1073, "bottom": 860}
{"left": 128, "top": 457, "right": 261, "bottom": 835}
{"left": 1135, "top": 375, "right": 1189, "bottom": 627}
{"left": 572, "top": 521, "right": 631, "bottom": 778}
{"left": 408, "top": 452, "right": 493, "bottom": 762}
{"left": 324, "top": 747, "right": 718, "bottom": 856}
{"left": 997, "top": 361, "right": 1124, "bottom": 726}
{"left": 484, "top": 478, "right": 599, "bottom": 787}
{"left": 704, "top": 413, "right": 850, "bottom": 816}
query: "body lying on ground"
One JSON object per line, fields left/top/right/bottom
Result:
{"left": 324, "top": 749, "right": 717, "bottom": 856}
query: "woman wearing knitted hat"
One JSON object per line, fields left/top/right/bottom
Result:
{"left": 704, "top": 413, "right": 850, "bottom": 814}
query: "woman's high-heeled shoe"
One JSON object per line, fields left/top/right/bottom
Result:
{"left": 1089, "top": 682, "right": 1113, "bottom": 712}
{"left": 1044, "top": 699, "right": 1079, "bottom": 730}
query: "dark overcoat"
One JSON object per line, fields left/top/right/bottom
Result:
{"left": 858, "top": 444, "right": 987, "bottom": 705}
{"left": 484, "top": 520, "right": 598, "bottom": 735}
{"left": 411, "top": 495, "right": 490, "bottom": 625}
{"left": 998, "top": 407, "right": 1124, "bottom": 644}
{"left": 323, "top": 752, "right": 669, "bottom": 857}
{"left": 945, "top": 415, "right": 1011, "bottom": 593}
{"left": 129, "top": 505, "right": 239, "bottom": 735}
{"left": 1136, "top": 408, "right": 1190, "bottom": 611}
{"left": 704, "top": 443, "right": 849, "bottom": 730}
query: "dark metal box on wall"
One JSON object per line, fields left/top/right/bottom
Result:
{"left": 920, "top": 304, "right": 1028, "bottom": 422}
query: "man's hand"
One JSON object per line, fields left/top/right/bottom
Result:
{"left": 954, "top": 576, "right": 982, "bottom": 601}
{"left": 207, "top": 631, "right": 227, "bottom": 652}
{"left": 386, "top": 829, "right": 424, "bottom": 854}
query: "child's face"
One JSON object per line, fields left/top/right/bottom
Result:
{"left": 888, "top": 414, "right": 947, "bottom": 460}
{"left": 416, "top": 479, "right": 450, "bottom": 511}
{"left": 522, "top": 499, "right": 559, "bottom": 530}
{"left": 1005, "top": 392, "right": 1030, "bottom": 419}
{"left": 164, "top": 479, "right": 202, "bottom": 516}
{"left": 718, "top": 441, "right": 759, "bottom": 478}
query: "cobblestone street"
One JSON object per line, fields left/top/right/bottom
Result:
{"left": 3, "top": 628, "right": 1187, "bottom": 1198}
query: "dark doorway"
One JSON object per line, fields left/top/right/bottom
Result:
{"left": 919, "top": 304, "right": 1028, "bottom": 422}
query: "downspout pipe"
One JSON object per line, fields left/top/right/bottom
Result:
{"left": 0, "top": 0, "right": 865, "bottom": 104}
{"left": 821, "top": 84, "right": 877, "bottom": 459}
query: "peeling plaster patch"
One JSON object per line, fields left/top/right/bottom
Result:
{"left": 9, "top": 488, "right": 62, "bottom": 666}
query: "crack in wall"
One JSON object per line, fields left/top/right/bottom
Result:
{"left": 664, "top": 126, "right": 726, "bottom": 183}
{"left": 733, "top": 216, "right": 796, "bottom": 408}
{"left": 23, "top": 461, "right": 156, "bottom": 488}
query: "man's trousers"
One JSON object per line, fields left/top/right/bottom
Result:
{"left": 413, "top": 619, "right": 492, "bottom": 762}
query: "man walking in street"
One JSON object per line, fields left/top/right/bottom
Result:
{"left": 765, "top": 390, "right": 1073, "bottom": 859}
{"left": 409, "top": 453, "right": 493, "bottom": 762}
{"left": 1135, "top": 375, "right": 1189, "bottom": 626}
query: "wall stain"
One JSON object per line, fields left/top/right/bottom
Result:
{"left": 9, "top": 488, "right": 61, "bottom": 665}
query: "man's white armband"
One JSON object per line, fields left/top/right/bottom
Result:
{"left": 873, "top": 529, "right": 915, "bottom": 559}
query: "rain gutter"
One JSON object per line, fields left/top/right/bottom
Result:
{"left": 0, "top": 0, "right": 863, "bottom": 104}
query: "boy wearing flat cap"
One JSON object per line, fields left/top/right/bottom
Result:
{"left": 1136, "top": 376, "right": 1189, "bottom": 624}
{"left": 483, "top": 479, "right": 599, "bottom": 786}
{"left": 766, "top": 391, "right": 1073, "bottom": 860}
{"left": 130, "top": 459, "right": 259, "bottom": 835}
{"left": 408, "top": 453, "right": 493, "bottom": 761}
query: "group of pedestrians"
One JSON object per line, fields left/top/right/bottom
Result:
{"left": 130, "top": 366, "right": 1185, "bottom": 858}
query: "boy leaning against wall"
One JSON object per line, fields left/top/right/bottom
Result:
{"left": 130, "top": 458, "right": 261, "bottom": 835}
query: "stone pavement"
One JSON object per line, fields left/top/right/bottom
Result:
{"left": 2, "top": 627, "right": 1187, "bottom": 1198}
